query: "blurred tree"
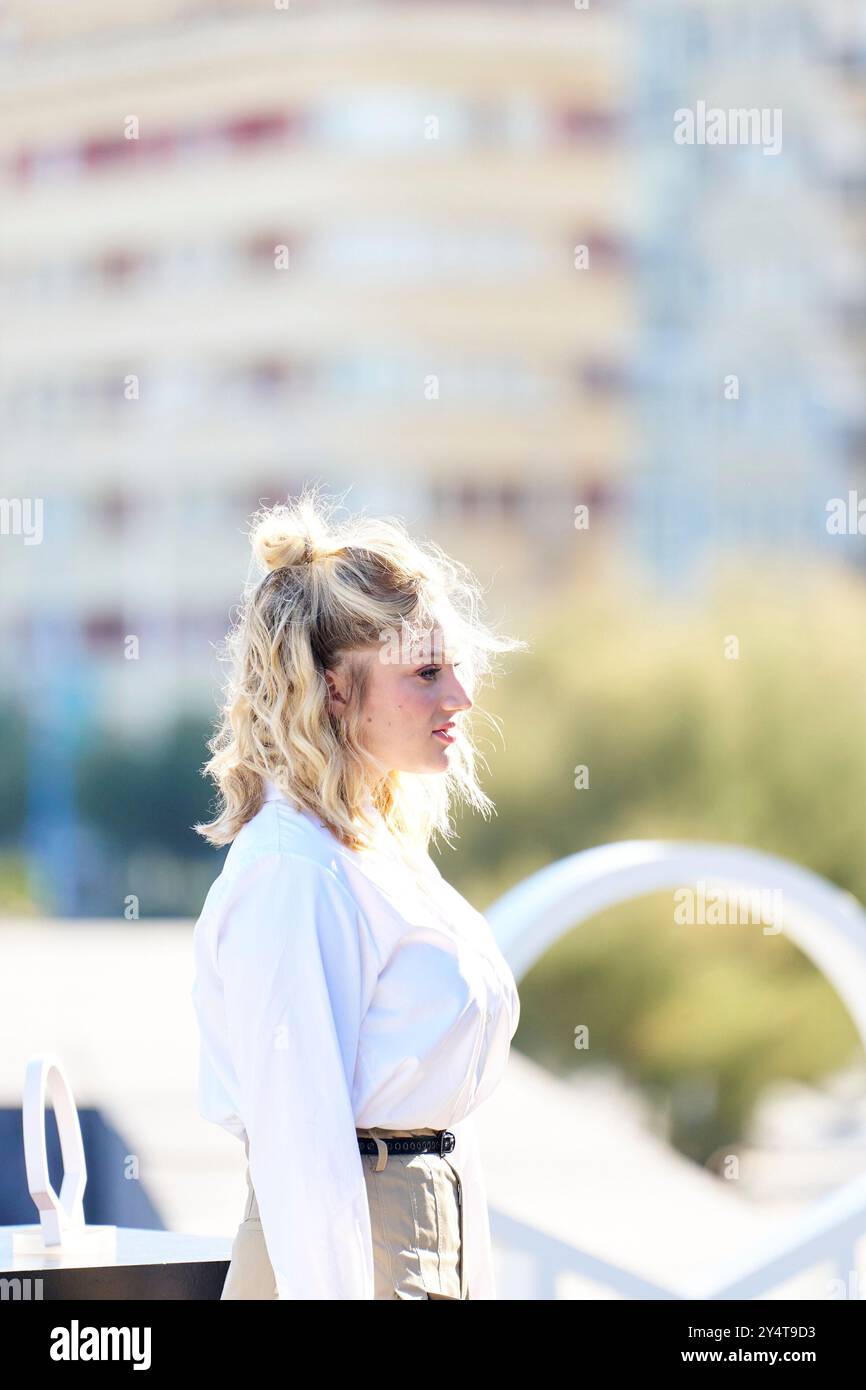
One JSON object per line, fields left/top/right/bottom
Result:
{"left": 0, "top": 699, "right": 28, "bottom": 839}
{"left": 76, "top": 714, "right": 216, "bottom": 856}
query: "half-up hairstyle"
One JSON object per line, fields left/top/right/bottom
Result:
{"left": 193, "top": 483, "right": 527, "bottom": 857}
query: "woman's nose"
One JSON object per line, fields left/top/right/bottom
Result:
{"left": 444, "top": 671, "right": 472, "bottom": 711}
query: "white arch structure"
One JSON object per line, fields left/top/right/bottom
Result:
{"left": 12, "top": 1054, "right": 117, "bottom": 1258}
{"left": 21, "top": 1054, "right": 87, "bottom": 1247}
{"left": 484, "top": 840, "right": 866, "bottom": 1299}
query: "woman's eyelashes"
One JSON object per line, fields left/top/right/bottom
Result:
{"left": 417, "top": 662, "right": 461, "bottom": 682}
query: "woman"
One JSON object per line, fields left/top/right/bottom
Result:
{"left": 190, "top": 485, "right": 525, "bottom": 1299}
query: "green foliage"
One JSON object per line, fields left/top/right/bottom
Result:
{"left": 0, "top": 852, "right": 37, "bottom": 915}
{"left": 76, "top": 714, "right": 217, "bottom": 855}
{"left": 71, "top": 714, "right": 223, "bottom": 916}
{"left": 0, "top": 699, "right": 28, "bottom": 839}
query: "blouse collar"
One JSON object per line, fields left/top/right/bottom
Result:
{"left": 261, "top": 776, "right": 385, "bottom": 841}
{"left": 260, "top": 775, "right": 435, "bottom": 879}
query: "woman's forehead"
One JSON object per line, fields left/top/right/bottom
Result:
{"left": 375, "top": 622, "right": 467, "bottom": 664}
{"left": 405, "top": 625, "right": 464, "bottom": 663}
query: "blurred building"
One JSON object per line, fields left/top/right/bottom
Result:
{"left": 0, "top": 0, "right": 634, "bottom": 744}
{"left": 627, "top": 0, "right": 866, "bottom": 591}
{"left": 4, "top": 0, "right": 866, "bottom": 911}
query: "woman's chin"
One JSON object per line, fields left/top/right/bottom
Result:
{"left": 400, "top": 749, "right": 452, "bottom": 774}
{"left": 386, "top": 740, "right": 453, "bottom": 774}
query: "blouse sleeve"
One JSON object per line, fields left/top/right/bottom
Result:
{"left": 217, "top": 850, "right": 375, "bottom": 1299}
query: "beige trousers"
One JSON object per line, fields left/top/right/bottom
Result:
{"left": 221, "top": 1128, "right": 468, "bottom": 1300}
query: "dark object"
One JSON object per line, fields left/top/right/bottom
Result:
{"left": 0, "top": 1108, "right": 164, "bottom": 1230}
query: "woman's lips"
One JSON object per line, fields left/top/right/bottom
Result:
{"left": 433, "top": 727, "right": 455, "bottom": 745}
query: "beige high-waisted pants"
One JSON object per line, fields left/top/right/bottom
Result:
{"left": 220, "top": 1128, "right": 468, "bottom": 1300}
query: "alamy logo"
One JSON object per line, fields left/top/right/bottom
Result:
{"left": 826, "top": 491, "right": 866, "bottom": 534}
{"left": 673, "top": 881, "right": 784, "bottom": 934}
{"left": 0, "top": 1275, "right": 43, "bottom": 1299}
{"left": 673, "top": 100, "right": 782, "bottom": 155}
{"left": 49, "top": 1320, "right": 151, "bottom": 1370}
{"left": 0, "top": 496, "right": 43, "bottom": 544}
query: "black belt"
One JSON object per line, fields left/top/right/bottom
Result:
{"left": 357, "top": 1129, "right": 455, "bottom": 1158}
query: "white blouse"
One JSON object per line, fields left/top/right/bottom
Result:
{"left": 190, "top": 776, "right": 520, "bottom": 1300}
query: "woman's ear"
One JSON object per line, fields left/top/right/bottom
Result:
{"left": 324, "top": 668, "right": 348, "bottom": 707}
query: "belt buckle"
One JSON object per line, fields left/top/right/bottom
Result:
{"left": 438, "top": 1129, "right": 454, "bottom": 1157}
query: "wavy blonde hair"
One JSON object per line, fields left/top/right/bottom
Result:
{"left": 194, "top": 484, "right": 527, "bottom": 858}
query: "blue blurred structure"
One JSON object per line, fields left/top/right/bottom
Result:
{"left": 25, "top": 610, "right": 96, "bottom": 916}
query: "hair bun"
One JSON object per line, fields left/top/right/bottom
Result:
{"left": 251, "top": 506, "right": 329, "bottom": 574}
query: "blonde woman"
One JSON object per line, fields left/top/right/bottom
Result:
{"left": 190, "top": 486, "right": 524, "bottom": 1300}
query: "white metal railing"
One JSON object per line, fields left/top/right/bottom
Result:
{"left": 489, "top": 1207, "right": 684, "bottom": 1299}
{"left": 485, "top": 841, "right": 866, "bottom": 1300}
{"left": 490, "top": 1167, "right": 866, "bottom": 1300}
